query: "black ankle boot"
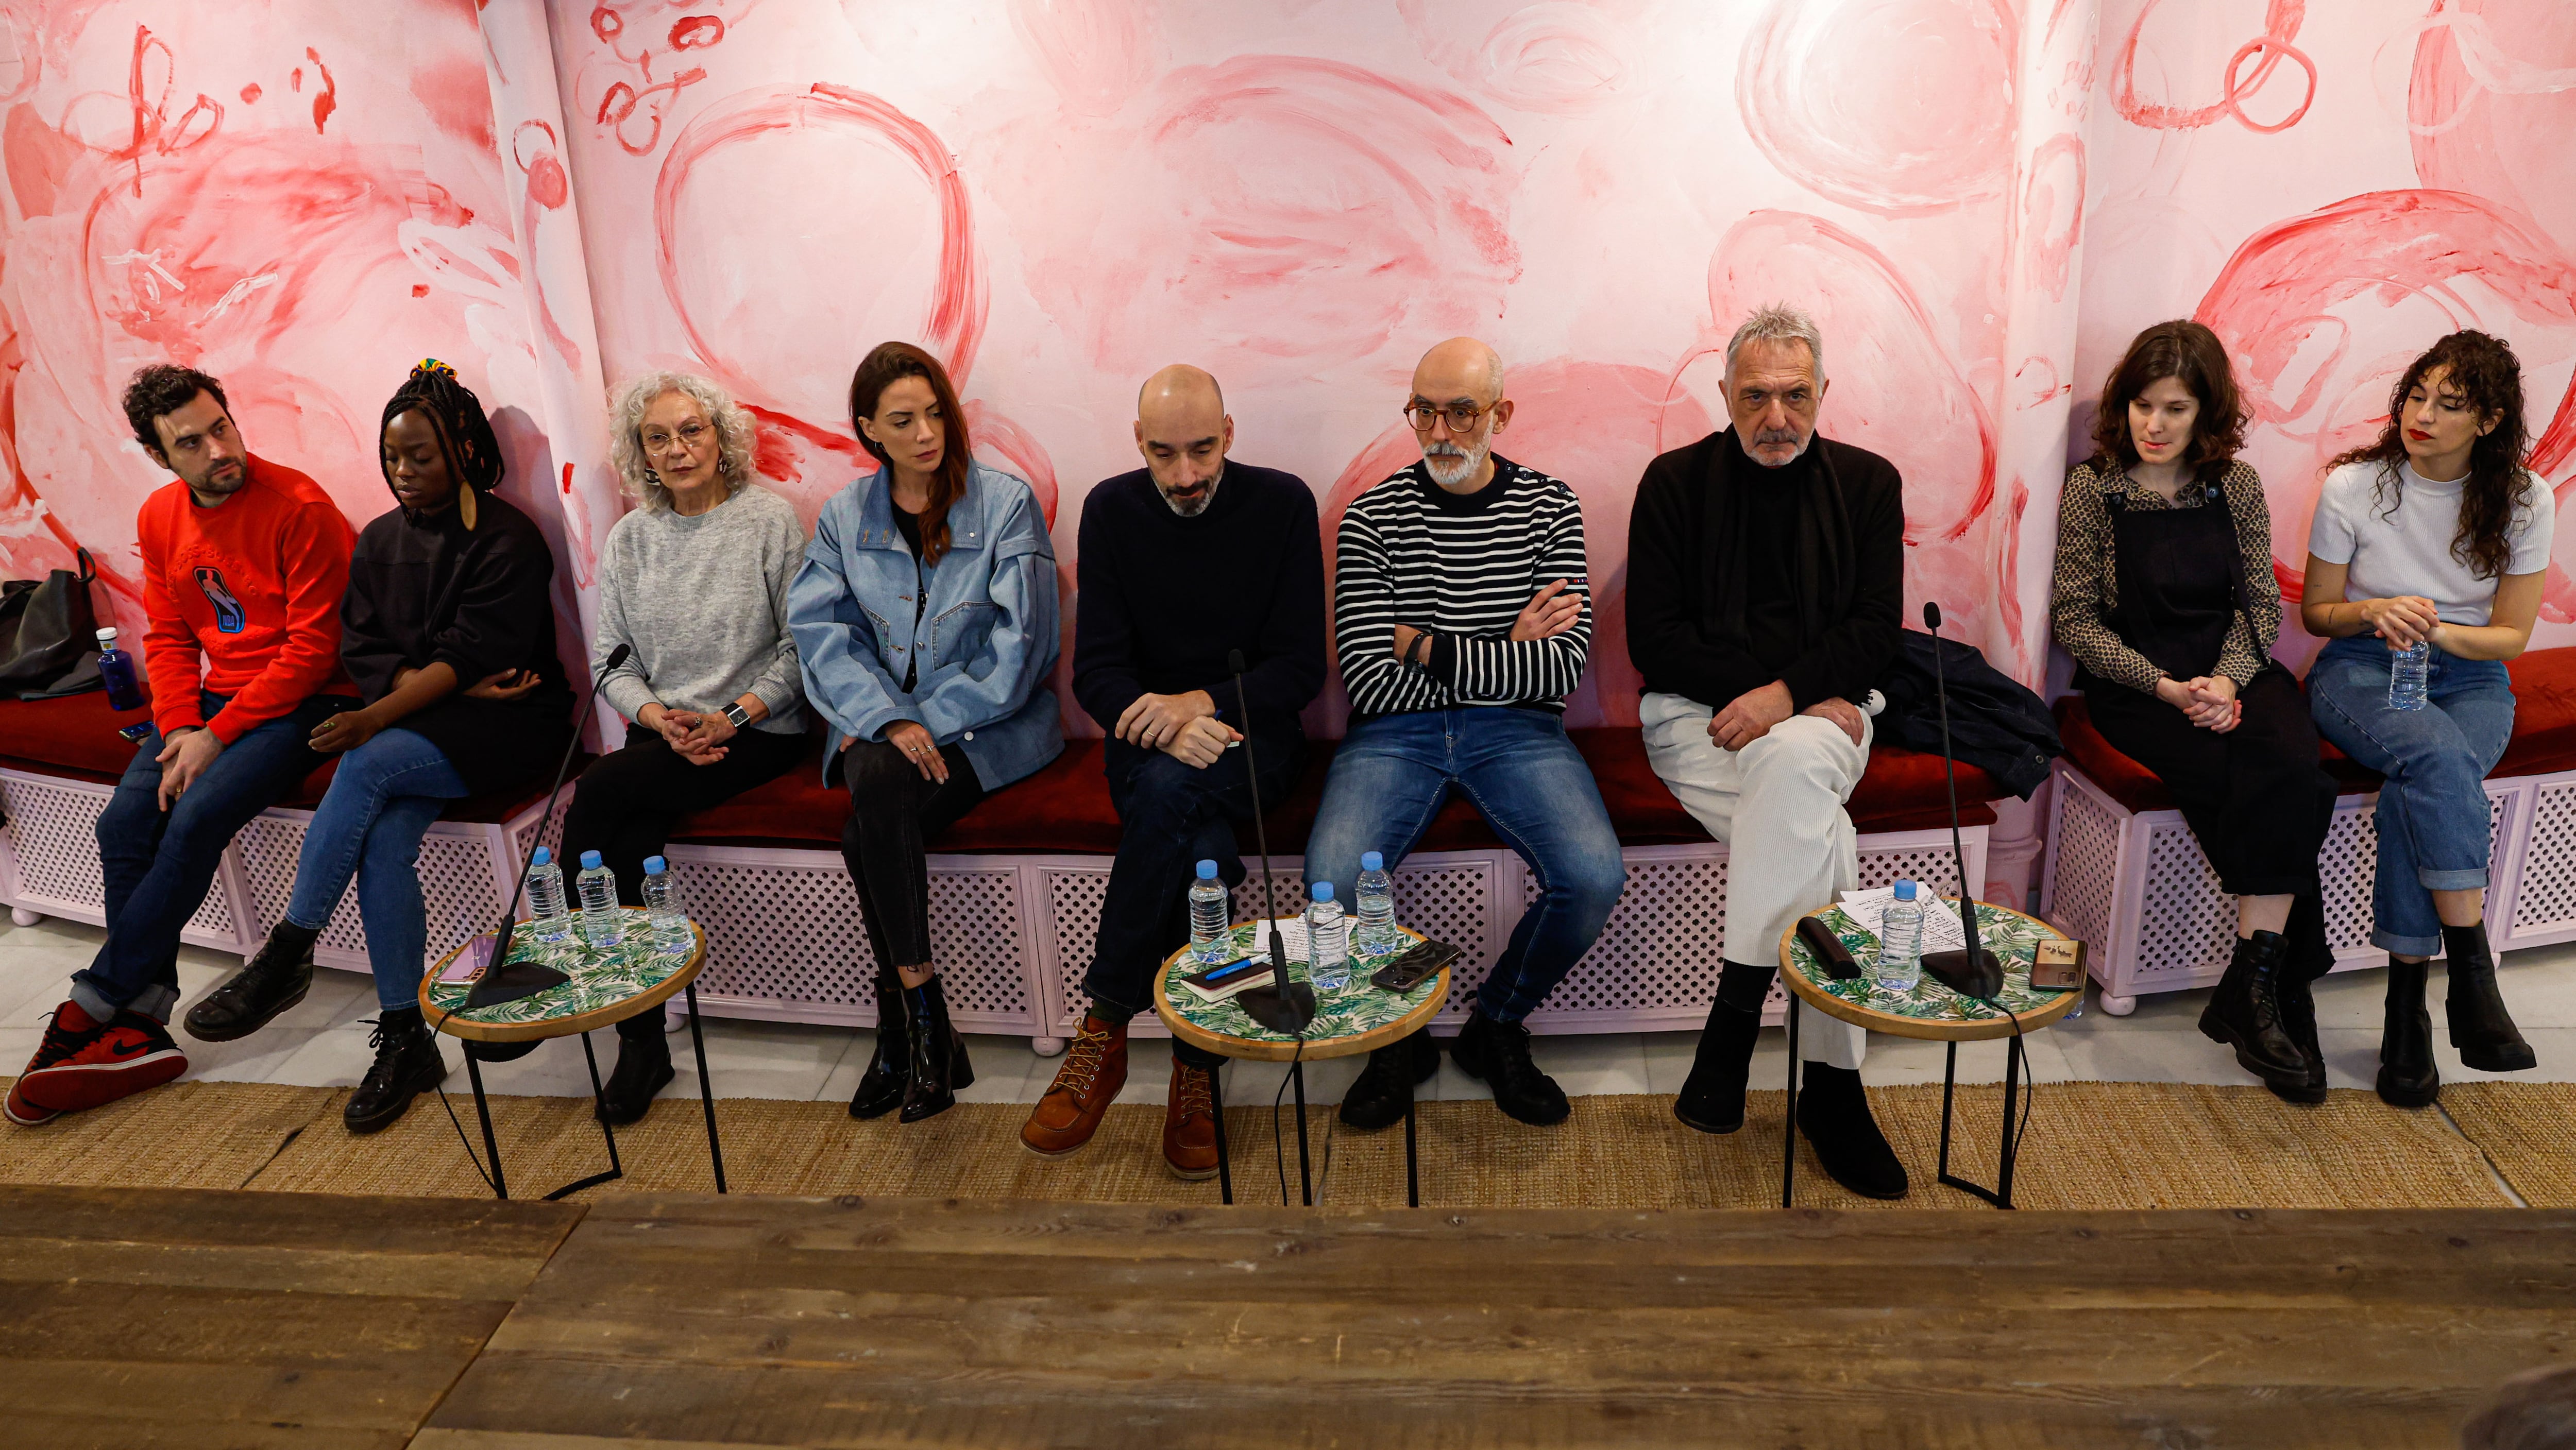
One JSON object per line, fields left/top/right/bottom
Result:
{"left": 2443, "top": 922, "right": 2536, "bottom": 1072}
{"left": 899, "top": 977, "right": 974, "bottom": 1123}
{"left": 343, "top": 1008, "right": 447, "bottom": 1134}
{"left": 2198, "top": 930, "right": 2308, "bottom": 1085}
{"left": 597, "top": 1012, "right": 673, "bottom": 1124}
{"left": 2378, "top": 959, "right": 2441, "bottom": 1108}
{"left": 1795, "top": 1064, "right": 1908, "bottom": 1200}
{"left": 2268, "top": 968, "right": 2327, "bottom": 1105}
{"left": 1675, "top": 960, "right": 1776, "bottom": 1134}
{"left": 849, "top": 966, "right": 912, "bottom": 1120}
{"left": 1449, "top": 1008, "right": 1569, "bottom": 1125}
{"left": 1338, "top": 1027, "right": 1439, "bottom": 1130}
{"left": 184, "top": 924, "right": 318, "bottom": 1043}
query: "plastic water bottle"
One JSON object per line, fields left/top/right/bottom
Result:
{"left": 95, "top": 627, "right": 144, "bottom": 712}
{"left": 575, "top": 849, "right": 622, "bottom": 949}
{"left": 1188, "top": 859, "right": 1232, "bottom": 963}
{"left": 1875, "top": 880, "right": 1925, "bottom": 997}
{"left": 2388, "top": 640, "right": 2430, "bottom": 711}
{"left": 1306, "top": 881, "right": 1350, "bottom": 993}
{"left": 523, "top": 846, "right": 573, "bottom": 943}
{"left": 1354, "top": 850, "right": 1396, "bottom": 953}
{"left": 640, "top": 855, "right": 689, "bottom": 951}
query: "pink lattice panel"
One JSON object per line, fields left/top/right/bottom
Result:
{"left": 0, "top": 767, "right": 247, "bottom": 952}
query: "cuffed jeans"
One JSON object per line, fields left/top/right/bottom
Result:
{"left": 1085, "top": 735, "right": 1296, "bottom": 1070}
{"left": 281, "top": 728, "right": 468, "bottom": 1012}
{"left": 2309, "top": 636, "right": 2513, "bottom": 956}
{"left": 72, "top": 691, "right": 350, "bottom": 1025}
{"left": 1303, "top": 708, "right": 1625, "bottom": 1024}
{"left": 1641, "top": 692, "right": 1870, "bottom": 1069}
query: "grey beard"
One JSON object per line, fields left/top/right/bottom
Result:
{"left": 1736, "top": 429, "right": 1812, "bottom": 468}
{"left": 1422, "top": 441, "right": 1487, "bottom": 487}
{"left": 1159, "top": 464, "right": 1221, "bottom": 516}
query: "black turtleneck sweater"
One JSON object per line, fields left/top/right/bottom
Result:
{"left": 1071, "top": 462, "right": 1326, "bottom": 761}
{"left": 1625, "top": 429, "right": 1905, "bottom": 712}
{"left": 342, "top": 491, "right": 573, "bottom": 795}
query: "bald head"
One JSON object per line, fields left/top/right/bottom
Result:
{"left": 1408, "top": 337, "right": 1512, "bottom": 493}
{"left": 1134, "top": 364, "right": 1232, "bottom": 515}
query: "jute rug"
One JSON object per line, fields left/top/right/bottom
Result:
{"left": 2442, "top": 1082, "right": 2576, "bottom": 1207}
{"left": 1, "top": 1076, "right": 2531, "bottom": 1209}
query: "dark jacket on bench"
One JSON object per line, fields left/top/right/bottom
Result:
{"left": 1873, "top": 629, "right": 2061, "bottom": 798}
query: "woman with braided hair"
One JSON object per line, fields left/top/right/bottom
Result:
{"left": 182, "top": 362, "right": 573, "bottom": 1133}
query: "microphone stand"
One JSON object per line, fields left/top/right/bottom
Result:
{"left": 1223, "top": 648, "right": 1312, "bottom": 1035}
{"left": 1914, "top": 604, "right": 2003, "bottom": 1001}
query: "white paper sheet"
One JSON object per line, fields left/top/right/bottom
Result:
{"left": 1836, "top": 886, "right": 1972, "bottom": 954}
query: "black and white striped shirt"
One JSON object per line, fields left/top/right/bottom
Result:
{"left": 1334, "top": 455, "right": 1592, "bottom": 718}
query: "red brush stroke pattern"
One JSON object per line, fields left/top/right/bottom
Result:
{"left": 2113, "top": 0, "right": 2312, "bottom": 132}
{"left": 1738, "top": 0, "right": 2018, "bottom": 216}
{"left": 2020, "top": 132, "right": 2084, "bottom": 301}
{"left": 2408, "top": 1, "right": 2576, "bottom": 283}
{"left": 304, "top": 47, "right": 334, "bottom": 134}
{"left": 1395, "top": 0, "right": 1640, "bottom": 115}
{"left": 111, "top": 24, "right": 221, "bottom": 196}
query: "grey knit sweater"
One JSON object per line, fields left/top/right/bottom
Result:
{"left": 591, "top": 484, "right": 808, "bottom": 733}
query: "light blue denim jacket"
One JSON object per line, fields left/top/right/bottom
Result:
{"left": 789, "top": 461, "right": 1063, "bottom": 790}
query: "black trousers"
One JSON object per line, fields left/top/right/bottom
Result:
{"left": 2086, "top": 666, "right": 2339, "bottom": 900}
{"left": 562, "top": 723, "right": 807, "bottom": 906}
{"left": 835, "top": 737, "right": 988, "bottom": 971}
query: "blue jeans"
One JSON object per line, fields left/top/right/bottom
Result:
{"left": 2309, "top": 637, "right": 2514, "bottom": 956}
{"left": 1304, "top": 708, "right": 1625, "bottom": 1023}
{"left": 283, "top": 728, "right": 468, "bottom": 1011}
{"left": 73, "top": 692, "right": 350, "bottom": 1024}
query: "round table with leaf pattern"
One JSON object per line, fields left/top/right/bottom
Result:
{"left": 420, "top": 908, "right": 726, "bottom": 1200}
{"left": 1155, "top": 920, "right": 1448, "bottom": 1207}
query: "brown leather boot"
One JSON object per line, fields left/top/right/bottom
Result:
{"left": 1162, "top": 1060, "right": 1220, "bottom": 1181}
{"left": 1020, "top": 1015, "right": 1127, "bottom": 1157}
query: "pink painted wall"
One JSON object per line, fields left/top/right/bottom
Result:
{"left": 4, "top": 0, "right": 2568, "bottom": 744}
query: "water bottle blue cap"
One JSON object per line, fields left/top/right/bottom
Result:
{"left": 1196, "top": 859, "right": 1218, "bottom": 879}
{"left": 1893, "top": 879, "right": 1916, "bottom": 899}
{"left": 581, "top": 850, "right": 604, "bottom": 869}
{"left": 531, "top": 846, "right": 550, "bottom": 866}
{"left": 643, "top": 856, "right": 667, "bottom": 874}
{"left": 1361, "top": 851, "right": 1384, "bottom": 872}
{"left": 1311, "top": 881, "right": 1333, "bottom": 902}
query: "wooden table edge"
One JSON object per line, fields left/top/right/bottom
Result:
{"left": 1153, "top": 929, "right": 1448, "bottom": 1063}
{"left": 1775, "top": 901, "right": 2083, "bottom": 1042}
{"left": 418, "top": 919, "right": 707, "bottom": 1042}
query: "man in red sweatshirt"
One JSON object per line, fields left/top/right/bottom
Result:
{"left": 6, "top": 365, "right": 358, "bottom": 1127}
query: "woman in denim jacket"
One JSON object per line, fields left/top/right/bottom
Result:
{"left": 790, "top": 342, "right": 1062, "bottom": 1123}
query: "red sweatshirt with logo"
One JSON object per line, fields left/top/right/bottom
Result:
{"left": 137, "top": 455, "right": 357, "bottom": 742}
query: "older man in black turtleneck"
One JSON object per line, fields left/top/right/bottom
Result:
{"left": 1624, "top": 304, "right": 1910, "bottom": 1200}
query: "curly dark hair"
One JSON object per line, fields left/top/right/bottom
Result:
{"left": 2326, "top": 330, "right": 2533, "bottom": 582}
{"left": 380, "top": 360, "right": 504, "bottom": 498}
{"left": 121, "top": 364, "right": 230, "bottom": 457}
{"left": 2089, "top": 319, "right": 2247, "bottom": 480}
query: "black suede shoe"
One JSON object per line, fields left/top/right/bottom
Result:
{"left": 344, "top": 1009, "right": 447, "bottom": 1134}
{"left": 1449, "top": 1009, "right": 1569, "bottom": 1126}
{"left": 2443, "top": 922, "right": 2536, "bottom": 1072}
{"left": 1338, "top": 1028, "right": 1439, "bottom": 1130}
{"left": 850, "top": 966, "right": 912, "bottom": 1120}
{"left": 1675, "top": 999, "right": 1765, "bottom": 1134}
{"left": 1795, "top": 1063, "right": 1908, "bottom": 1200}
{"left": 183, "top": 925, "right": 318, "bottom": 1043}
{"left": 598, "top": 1014, "right": 673, "bottom": 1124}
{"left": 2198, "top": 930, "right": 2309, "bottom": 1086}
{"left": 2378, "top": 959, "right": 2441, "bottom": 1108}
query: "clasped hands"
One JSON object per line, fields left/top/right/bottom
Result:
{"left": 307, "top": 667, "right": 544, "bottom": 756}
{"left": 1709, "top": 680, "right": 1865, "bottom": 751}
{"left": 2154, "top": 674, "right": 2241, "bottom": 732}
{"left": 2359, "top": 593, "right": 2443, "bottom": 652}
{"left": 642, "top": 697, "right": 741, "bottom": 766}
{"left": 1115, "top": 689, "right": 1237, "bottom": 769}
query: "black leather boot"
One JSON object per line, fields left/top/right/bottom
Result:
{"left": 343, "top": 1008, "right": 448, "bottom": 1134}
{"left": 184, "top": 924, "right": 318, "bottom": 1042}
{"left": 1795, "top": 1063, "right": 1908, "bottom": 1200}
{"left": 1338, "top": 1027, "right": 1439, "bottom": 1130}
{"left": 2443, "top": 922, "right": 2536, "bottom": 1072}
{"left": 1450, "top": 1008, "right": 1570, "bottom": 1125}
{"left": 898, "top": 976, "right": 974, "bottom": 1123}
{"left": 1676, "top": 961, "right": 1777, "bottom": 1133}
{"left": 597, "top": 1010, "right": 673, "bottom": 1124}
{"left": 2198, "top": 930, "right": 2308, "bottom": 1085}
{"left": 2378, "top": 959, "right": 2441, "bottom": 1108}
{"left": 849, "top": 965, "right": 912, "bottom": 1120}
{"left": 2269, "top": 970, "right": 2327, "bottom": 1105}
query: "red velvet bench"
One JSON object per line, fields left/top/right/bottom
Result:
{"left": 655, "top": 728, "right": 2006, "bottom": 1050}
{"left": 2040, "top": 647, "right": 2576, "bottom": 1014}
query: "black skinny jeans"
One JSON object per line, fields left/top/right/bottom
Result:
{"left": 836, "top": 737, "right": 987, "bottom": 972}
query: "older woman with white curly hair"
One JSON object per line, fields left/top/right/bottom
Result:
{"left": 561, "top": 370, "right": 811, "bottom": 1122}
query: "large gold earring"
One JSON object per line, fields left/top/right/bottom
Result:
{"left": 457, "top": 483, "right": 479, "bottom": 531}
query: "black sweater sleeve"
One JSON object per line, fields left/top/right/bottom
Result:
{"left": 428, "top": 526, "right": 558, "bottom": 689}
{"left": 1776, "top": 449, "right": 1905, "bottom": 710}
{"left": 1070, "top": 493, "right": 1141, "bottom": 735}
{"left": 1624, "top": 451, "right": 1776, "bottom": 708}
{"left": 1233, "top": 480, "right": 1327, "bottom": 721}
{"left": 338, "top": 542, "right": 408, "bottom": 705}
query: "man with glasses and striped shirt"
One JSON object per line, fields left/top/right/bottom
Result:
{"left": 1304, "top": 337, "right": 1626, "bottom": 1131}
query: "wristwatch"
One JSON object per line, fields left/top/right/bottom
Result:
{"left": 721, "top": 701, "right": 752, "bottom": 729}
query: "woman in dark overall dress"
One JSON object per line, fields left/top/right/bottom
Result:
{"left": 2050, "top": 321, "right": 2340, "bottom": 1101}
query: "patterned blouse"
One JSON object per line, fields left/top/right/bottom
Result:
{"left": 2049, "top": 457, "right": 2279, "bottom": 693}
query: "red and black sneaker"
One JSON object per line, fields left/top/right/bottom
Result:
{"left": 13, "top": 1002, "right": 187, "bottom": 1117}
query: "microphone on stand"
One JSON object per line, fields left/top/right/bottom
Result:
{"left": 462, "top": 641, "right": 631, "bottom": 1009}
{"left": 1914, "top": 603, "right": 2005, "bottom": 1001}
{"left": 1223, "top": 647, "right": 1313, "bottom": 1035}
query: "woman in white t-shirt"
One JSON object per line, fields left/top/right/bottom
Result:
{"left": 2302, "top": 330, "right": 2554, "bottom": 1109}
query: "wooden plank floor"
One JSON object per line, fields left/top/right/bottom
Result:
{"left": 0, "top": 1186, "right": 582, "bottom": 1450}
{"left": 417, "top": 1196, "right": 2576, "bottom": 1450}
